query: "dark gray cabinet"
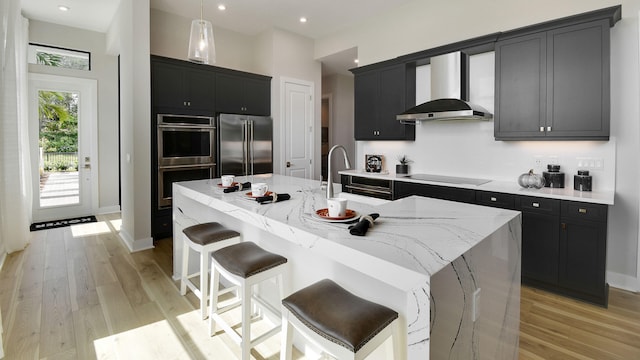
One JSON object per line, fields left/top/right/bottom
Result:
{"left": 515, "top": 195, "right": 608, "bottom": 306}
{"left": 516, "top": 196, "right": 561, "bottom": 286}
{"left": 352, "top": 64, "right": 415, "bottom": 141}
{"left": 151, "top": 59, "right": 215, "bottom": 115}
{"left": 475, "top": 190, "right": 516, "bottom": 210}
{"left": 559, "top": 201, "right": 608, "bottom": 305}
{"left": 495, "top": 19, "right": 611, "bottom": 140}
{"left": 215, "top": 72, "right": 271, "bottom": 116}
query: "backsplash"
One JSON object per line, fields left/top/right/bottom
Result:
{"left": 355, "top": 52, "right": 616, "bottom": 191}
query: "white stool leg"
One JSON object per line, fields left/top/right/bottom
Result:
{"left": 180, "top": 239, "right": 189, "bottom": 295}
{"left": 209, "top": 262, "right": 220, "bottom": 336}
{"left": 392, "top": 320, "right": 402, "bottom": 359}
{"left": 200, "top": 249, "right": 209, "bottom": 319}
{"left": 280, "top": 311, "right": 293, "bottom": 360}
{"left": 241, "top": 282, "right": 252, "bottom": 360}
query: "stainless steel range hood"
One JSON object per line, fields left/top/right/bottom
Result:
{"left": 397, "top": 51, "right": 492, "bottom": 123}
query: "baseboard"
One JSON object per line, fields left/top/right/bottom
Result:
{"left": 0, "top": 251, "right": 6, "bottom": 273}
{"left": 118, "top": 228, "right": 155, "bottom": 253}
{"left": 607, "top": 271, "right": 639, "bottom": 292}
{"left": 97, "top": 205, "right": 121, "bottom": 215}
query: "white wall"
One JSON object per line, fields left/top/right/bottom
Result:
{"left": 316, "top": 0, "right": 640, "bottom": 289}
{"left": 28, "top": 20, "right": 120, "bottom": 214}
{"left": 322, "top": 74, "right": 355, "bottom": 182}
{"left": 106, "top": 0, "right": 153, "bottom": 252}
{"left": 150, "top": 9, "right": 257, "bottom": 73}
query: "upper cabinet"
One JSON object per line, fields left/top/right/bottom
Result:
{"left": 352, "top": 64, "right": 415, "bottom": 141}
{"left": 495, "top": 18, "right": 613, "bottom": 140}
{"left": 151, "top": 58, "right": 215, "bottom": 115}
{"left": 216, "top": 72, "right": 271, "bottom": 116}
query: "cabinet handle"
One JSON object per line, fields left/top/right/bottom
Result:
{"left": 561, "top": 223, "right": 566, "bottom": 230}
{"left": 579, "top": 208, "right": 587, "bottom": 214}
{"left": 547, "top": 126, "right": 552, "bottom": 131}
{"left": 540, "top": 127, "right": 544, "bottom": 132}
{"left": 532, "top": 202, "right": 540, "bottom": 208}
{"left": 183, "top": 101, "right": 187, "bottom": 106}
{"left": 490, "top": 197, "right": 497, "bottom": 202}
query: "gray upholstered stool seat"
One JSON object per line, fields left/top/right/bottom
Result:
{"left": 280, "top": 279, "right": 401, "bottom": 360}
{"left": 209, "top": 241, "right": 289, "bottom": 360}
{"left": 213, "top": 241, "right": 288, "bottom": 278}
{"left": 183, "top": 222, "right": 240, "bottom": 246}
{"left": 180, "top": 222, "right": 241, "bottom": 319}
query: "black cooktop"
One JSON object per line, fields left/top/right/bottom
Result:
{"left": 403, "top": 174, "right": 491, "bottom": 186}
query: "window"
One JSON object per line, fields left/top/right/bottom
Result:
{"left": 28, "top": 43, "right": 91, "bottom": 71}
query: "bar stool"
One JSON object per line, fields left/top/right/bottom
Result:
{"left": 181, "top": 222, "right": 241, "bottom": 319}
{"left": 210, "top": 241, "right": 288, "bottom": 360}
{"left": 280, "top": 279, "right": 402, "bottom": 360}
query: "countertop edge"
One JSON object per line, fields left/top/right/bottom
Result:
{"left": 339, "top": 170, "right": 615, "bottom": 205}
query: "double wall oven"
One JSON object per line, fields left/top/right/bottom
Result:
{"left": 157, "top": 114, "right": 216, "bottom": 208}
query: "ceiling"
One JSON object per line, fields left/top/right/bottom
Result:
{"left": 20, "top": 0, "right": 414, "bottom": 76}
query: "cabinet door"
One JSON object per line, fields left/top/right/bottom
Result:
{"left": 521, "top": 211, "right": 560, "bottom": 285}
{"left": 152, "top": 61, "right": 186, "bottom": 109}
{"left": 185, "top": 68, "right": 214, "bottom": 114}
{"left": 353, "top": 64, "right": 414, "bottom": 141}
{"left": 559, "top": 201, "right": 608, "bottom": 303}
{"left": 243, "top": 77, "right": 271, "bottom": 115}
{"left": 516, "top": 196, "right": 561, "bottom": 285}
{"left": 354, "top": 71, "right": 379, "bottom": 140}
{"left": 494, "top": 33, "right": 547, "bottom": 139}
{"left": 216, "top": 73, "right": 245, "bottom": 113}
{"left": 559, "top": 218, "right": 607, "bottom": 299}
{"left": 377, "top": 65, "right": 411, "bottom": 140}
{"left": 546, "top": 20, "right": 610, "bottom": 139}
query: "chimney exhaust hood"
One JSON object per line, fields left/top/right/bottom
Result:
{"left": 397, "top": 51, "right": 492, "bottom": 123}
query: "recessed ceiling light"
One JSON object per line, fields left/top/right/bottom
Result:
{"left": 299, "top": 17, "right": 307, "bottom": 23}
{"left": 218, "top": 4, "right": 226, "bottom": 11}
{"left": 58, "top": 5, "right": 70, "bottom": 12}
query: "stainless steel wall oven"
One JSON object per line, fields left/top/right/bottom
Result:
{"left": 157, "top": 114, "right": 216, "bottom": 208}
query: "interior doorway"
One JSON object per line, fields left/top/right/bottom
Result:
{"left": 29, "top": 73, "right": 98, "bottom": 222}
{"left": 321, "top": 95, "right": 331, "bottom": 181}
{"left": 282, "top": 77, "right": 314, "bottom": 179}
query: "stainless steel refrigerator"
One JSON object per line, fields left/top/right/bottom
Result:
{"left": 218, "top": 114, "right": 273, "bottom": 176}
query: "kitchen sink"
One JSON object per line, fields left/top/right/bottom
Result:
{"left": 403, "top": 173, "right": 491, "bottom": 186}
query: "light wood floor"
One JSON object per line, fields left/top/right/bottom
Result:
{"left": 0, "top": 213, "right": 639, "bottom": 359}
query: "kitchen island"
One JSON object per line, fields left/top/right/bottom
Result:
{"left": 173, "top": 174, "right": 521, "bottom": 359}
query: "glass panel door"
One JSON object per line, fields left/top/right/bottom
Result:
{"left": 29, "top": 74, "right": 97, "bottom": 222}
{"left": 38, "top": 89, "right": 80, "bottom": 207}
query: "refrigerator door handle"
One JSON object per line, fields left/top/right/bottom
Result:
{"left": 249, "top": 120, "right": 254, "bottom": 176}
{"left": 242, "top": 120, "right": 248, "bottom": 176}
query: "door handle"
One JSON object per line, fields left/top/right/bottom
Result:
{"left": 286, "top": 161, "right": 291, "bottom": 168}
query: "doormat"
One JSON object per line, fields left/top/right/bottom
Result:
{"left": 30, "top": 215, "right": 97, "bottom": 232}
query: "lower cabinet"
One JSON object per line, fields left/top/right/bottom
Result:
{"left": 559, "top": 201, "right": 609, "bottom": 305}
{"left": 516, "top": 197, "right": 561, "bottom": 286}
{"left": 516, "top": 196, "right": 608, "bottom": 306}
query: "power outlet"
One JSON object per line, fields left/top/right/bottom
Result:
{"left": 533, "top": 156, "right": 544, "bottom": 171}
{"left": 472, "top": 288, "right": 481, "bottom": 322}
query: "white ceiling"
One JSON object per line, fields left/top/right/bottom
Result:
{"left": 20, "top": 0, "right": 414, "bottom": 75}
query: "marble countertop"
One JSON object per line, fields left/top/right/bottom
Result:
{"left": 174, "top": 174, "right": 520, "bottom": 291}
{"left": 340, "top": 169, "right": 615, "bottom": 205}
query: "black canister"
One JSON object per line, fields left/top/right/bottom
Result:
{"left": 574, "top": 170, "right": 592, "bottom": 191}
{"left": 543, "top": 164, "right": 565, "bottom": 188}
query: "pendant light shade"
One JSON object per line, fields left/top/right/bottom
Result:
{"left": 188, "top": 1, "right": 215, "bottom": 64}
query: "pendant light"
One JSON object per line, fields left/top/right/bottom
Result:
{"left": 188, "top": 0, "right": 215, "bottom": 64}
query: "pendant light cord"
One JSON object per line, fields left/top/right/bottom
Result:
{"left": 200, "top": 0, "right": 204, "bottom": 23}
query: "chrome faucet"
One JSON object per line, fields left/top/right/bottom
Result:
{"left": 326, "top": 145, "right": 352, "bottom": 199}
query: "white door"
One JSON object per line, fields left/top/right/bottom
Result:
{"left": 282, "top": 78, "right": 313, "bottom": 179}
{"left": 29, "top": 74, "right": 98, "bottom": 221}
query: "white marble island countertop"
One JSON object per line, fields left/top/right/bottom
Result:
{"left": 174, "top": 174, "right": 518, "bottom": 288}
{"left": 173, "top": 174, "right": 521, "bottom": 359}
